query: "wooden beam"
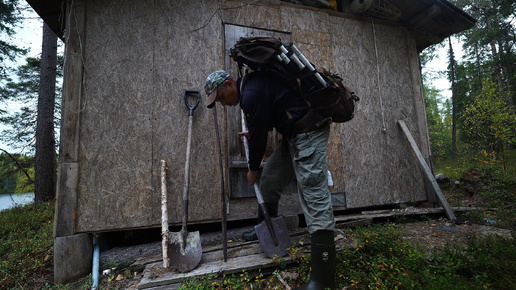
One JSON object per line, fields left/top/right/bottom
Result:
{"left": 407, "top": 4, "right": 441, "bottom": 28}
{"left": 397, "top": 120, "right": 456, "bottom": 221}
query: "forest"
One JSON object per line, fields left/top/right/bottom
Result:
{"left": 421, "top": 0, "right": 515, "bottom": 169}
{"left": 0, "top": 0, "right": 515, "bottom": 197}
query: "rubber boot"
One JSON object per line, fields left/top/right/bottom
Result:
{"left": 296, "top": 230, "right": 337, "bottom": 290}
{"left": 242, "top": 202, "right": 278, "bottom": 241}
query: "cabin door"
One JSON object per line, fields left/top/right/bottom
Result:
{"left": 223, "top": 25, "right": 297, "bottom": 199}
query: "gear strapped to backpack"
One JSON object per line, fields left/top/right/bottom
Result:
{"left": 230, "top": 36, "right": 359, "bottom": 131}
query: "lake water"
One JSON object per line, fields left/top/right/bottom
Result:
{"left": 0, "top": 193, "right": 34, "bottom": 212}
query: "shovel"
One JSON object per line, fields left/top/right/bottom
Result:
{"left": 241, "top": 110, "right": 291, "bottom": 258}
{"left": 168, "top": 90, "right": 202, "bottom": 272}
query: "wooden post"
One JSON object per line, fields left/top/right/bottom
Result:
{"left": 160, "top": 160, "right": 169, "bottom": 268}
{"left": 398, "top": 120, "right": 456, "bottom": 221}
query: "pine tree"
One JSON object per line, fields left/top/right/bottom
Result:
{"left": 34, "top": 22, "right": 58, "bottom": 202}
{"left": 0, "top": 0, "right": 26, "bottom": 82}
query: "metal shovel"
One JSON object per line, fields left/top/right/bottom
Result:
{"left": 241, "top": 110, "right": 291, "bottom": 258}
{"left": 168, "top": 90, "right": 202, "bottom": 272}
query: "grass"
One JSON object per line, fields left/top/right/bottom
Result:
{"left": 335, "top": 224, "right": 515, "bottom": 289}
{"left": 178, "top": 223, "right": 516, "bottom": 289}
{"left": 435, "top": 150, "right": 516, "bottom": 231}
{"left": 181, "top": 151, "right": 516, "bottom": 289}
{"left": 0, "top": 151, "right": 515, "bottom": 289}
{"left": 0, "top": 201, "right": 55, "bottom": 289}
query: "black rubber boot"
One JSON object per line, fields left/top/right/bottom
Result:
{"left": 295, "top": 230, "right": 337, "bottom": 290}
{"left": 242, "top": 202, "right": 278, "bottom": 241}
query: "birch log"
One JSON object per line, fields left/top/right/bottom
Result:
{"left": 160, "top": 160, "right": 169, "bottom": 268}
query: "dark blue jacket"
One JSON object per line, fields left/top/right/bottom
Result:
{"left": 239, "top": 72, "right": 309, "bottom": 171}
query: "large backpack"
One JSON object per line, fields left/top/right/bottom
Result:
{"left": 229, "top": 36, "right": 359, "bottom": 127}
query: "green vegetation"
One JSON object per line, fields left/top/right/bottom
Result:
{"left": 0, "top": 153, "right": 514, "bottom": 289}
{"left": 0, "top": 153, "right": 34, "bottom": 194}
{"left": 179, "top": 153, "right": 516, "bottom": 289}
{"left": 0, "top": 202, "right": 54, "bottom": 288}
{"left": 333, "top": 224, "right": 515, "bottom": 289}
{"left": 179, "top": 223, "right": 515, "bottom": 289}
{"left": 435, "top": 150, "right": 516, "bottom": 231}
{"left": 192, "top": 234, "right": 515, "bottom": 290}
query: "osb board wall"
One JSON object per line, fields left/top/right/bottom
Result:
{"left": 328, "top": 18, "right": 427, "bottom": 208}
{"left": 58, "top": 0, "right": 429, "bottom": 234}
{"left": 67, "top": 0, "right": 224, "bottom": 233}
{"left": 220, "top": 1, "right": 428, "bottom": 208}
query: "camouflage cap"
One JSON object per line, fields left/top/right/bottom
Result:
{"left": 204, "top": 70, "right": 229, "bottom": 108}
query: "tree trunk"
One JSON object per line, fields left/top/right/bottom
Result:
{"left": 35, "top": 22, "right": 57, "bottom": 203}
{"left": 497, "top": 39, "right": 514, "bottom": 108}
{"left": 448, "top": 37, "right": 457, "bottom": 160}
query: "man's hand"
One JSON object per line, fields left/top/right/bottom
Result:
{"left": 247, "top": 170, "right": 259, "bottom": 185}
{"left": 239, "top": 131, "right": 257, "bottom": 184}
{"left": 238, "top": 131, "right": 249, "bottom": 142}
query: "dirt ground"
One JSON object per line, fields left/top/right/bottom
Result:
{"left": 397, "top": 217, "right": 512, "bottom": 252}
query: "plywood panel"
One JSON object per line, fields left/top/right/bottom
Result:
{"left": 328, "top": 18, "right": 426, "bottom": 208}
{"left": 152, "top": 0, "right": 223, "bottom": 224}
{"left": 76, "top": 0, "right": 156, "bottom": 232}
{"left": 63, "top": 0, "right": 431, "bottom": 234}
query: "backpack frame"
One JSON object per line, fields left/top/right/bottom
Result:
{"left": 230, "top": 36, "right": 359, "bottom": 129}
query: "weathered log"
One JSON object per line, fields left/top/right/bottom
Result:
{"left": 160, "top": 160, "right": 169, "bottom": 268}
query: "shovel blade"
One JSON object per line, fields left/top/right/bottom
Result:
{"left": 255, "top": 216, "right": 291, "bottom": 258}
{"left": 167, "top": 231, "right": 202, "bottom": 272}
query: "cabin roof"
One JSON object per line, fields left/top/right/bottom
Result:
{"left": 388, "top": 0, "right": 476, "bottom": 51}
{"left": 26, "top": 0, "right": 475, "bottom": 52}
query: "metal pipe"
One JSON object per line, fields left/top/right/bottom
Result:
{"left": 280, "top": 45, "right": 305, "bottom": 70}
{"left": 92, "top": 237, "right": 100, "bottom": 290}
{"left": 291, "top": 44, "right": 326, "bottom": 86}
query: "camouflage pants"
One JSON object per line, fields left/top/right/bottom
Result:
{"left": 260, "top": 125, "right": 335, "bottom": 234}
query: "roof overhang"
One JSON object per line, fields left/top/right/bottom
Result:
{"left": 385, "top": 0, "right": 476, "bottom": 51}
{"left": 25, "top": 0, "right": 65, "bottom": 40}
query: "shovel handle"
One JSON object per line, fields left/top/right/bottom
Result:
{"left": 184, "top": 90, "right": 200, "bottom": 116}
{"left": 241, "top": 110, "right": 278, "bottom": 246}
{"left": 181, "top": 93, "right": 197, "bottom": 244}
{"left": 240, "top": 111, "right": 265, "bottom": 202}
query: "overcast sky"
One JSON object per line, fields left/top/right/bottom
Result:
{"left": 0, "top": 7, "right": 42, "bottom": 153}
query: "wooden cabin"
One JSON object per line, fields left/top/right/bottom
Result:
{"left": 27, "top": 0, "right": 475, "bottom": 283}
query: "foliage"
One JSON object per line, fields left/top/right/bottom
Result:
{"left": 461, "top": 79, "right": 515, "bottom": 164}
{"left": 180, "top": 270, "right": 269, "bottom": 289}
{"left": 0, "top": 153, "right": 34, "bottom": 193}
{"left": 436, "top": 236, "right": 516, "bottom": 289}
{"left": 336, "top": 224, "right": 428, "bottom": 289}
{"left": 321, "top": 224, "right": 515, "bottom": 289}
{"left": 15, "top": 166, "right": 34, "bottom": 193}
{"left": 423, "top": 76, "right": 453, "bottom": 161}
{"left": 0, "top": 0, "right": 27, "bottom": 81}
{"left": 436, "top": 150, "right": 516, "bottom": 230}
{"left": 421, "top": 0, "right": 516, "bottom": 167}
{"left": 0, "top": 201, "right": 54, "bottom": 288}
{"left": 453, "top": 0, "right": 516, "bottom": 102}
{"left": 3, "top": 162, "right": 516, "bottom": 289}
{"left": 0, "top": 56, "right": 63, "bottom": 154}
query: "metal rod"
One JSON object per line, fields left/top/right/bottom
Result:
{"left": 291, "top": 44, "right": 327, "bottom": 86}
{"left": 212, "top": 106, "right": 228, "bottom": 262}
